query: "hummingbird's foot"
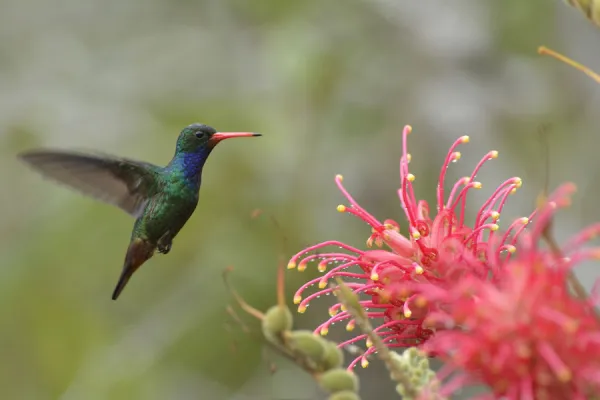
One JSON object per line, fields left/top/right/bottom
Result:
{"left": 157, "top": 242, "right": 172, "bottom": 254}
{"left": 157, "top": 231, "right": 173, "bottom": 254}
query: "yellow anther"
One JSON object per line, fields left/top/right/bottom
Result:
{"left": 346, "top": 320, "right": 355, "bottom": 331}
{"left": 366, "top": 237, "right": 374, "bottom": 248}
{"left": 366, "top": 338, "right": 373, "bottom": 348}
{"left": 514, "top": 177, "right": 523, "bottom": 188}
{"left": 337, "top": 204, "right": 346, "bottom": 213}
{"left": 510, "top": 188, "right": 518, "bottom": 194}
{"left": 415, "top": 296, "right": 427, "bottom": 307}
{"left": 563, "top": 319, "right": 579, "bottom": 334}
{"left": 287, "top": 261, "right": 297, "bottom": 270}
{"left": 406, "top": 153, "right": 412, "bottom": 162}
{"left": 317, "top": 263, "right": 327, "bottom": 273}
{"left": 297, "top": 262, "right": 307, "bottom": 272}
{"left": 379, "top": 291, "right": 391, "bottom": 303}
{"left": 336, "top": 174, "right": 343, "bottom": 182}
{"left": 405, "top": 125, "right": 413, "bottom": 134}
{"left": 411, "top": 231, "right": 421, "bottom": 240}
{"left": 318, "top": 279, "right": 328, "bottom": 289}
{"left": 297, "top": 305, "right": 307, "bottom": 314}
{"left": 490, "top": 150, "right": 499, "bottom": 158}
{"left": 490, "top": 211, "right": 500, "bottom": 220}
{"left": 557, "top": 368, "right": 572, "bottom": 383}
{"left": 320, "top": 326, "right": 329, "bottom": 336}
{"left": 453, "top": 151, "right": 461, "bottom": 161}
{"left": 404, "top": 309, "right": 412, "bottom": 318}
{"left": 370, "top": 273, "right": 379, "bottom": 281}
{"left": 460, "top": 135, "right": 470, "bottom": 143}
{"left": 340, "top": 304, "right": 347, "bottom": 312}
{"left": 520, "top": 217, "right": 529, "bottom": 225}
{"left": 473, "top": 182, "right": 482, "bottom": 189}
{"left": 415, "top": 265, "right": 424, "bottom": 275}
{"left": 328, "top": 307, "right": 338, "bottom": 317}
{"left": 462, "top": 177, "right": 471, "bottom": 185}
{"left": 407, "top": 173, "right": 416, "bottom": 182}
{"left": 490, "top": 224, "right": 499, "bottom": 231}
{"left": 293, "top": 295, "right": 302, "bottom": 304}
{"left": 361, "top": 358, "right": 369, "bottom": 368}
{"left": 506, "top": 245, "right": 516, "bottom": 253}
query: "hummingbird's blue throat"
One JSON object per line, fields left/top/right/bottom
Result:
{"left": 168, "top": 147, "right": 213, "bottom": 184}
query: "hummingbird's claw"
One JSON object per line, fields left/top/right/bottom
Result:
{"left": 157, "top": 231, "right": 173, "bottom": 254}
{"left": 157, "top": 242, "right": 172, "bottom": 254}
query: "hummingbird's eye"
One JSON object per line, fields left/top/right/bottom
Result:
{"left": 195, "top": 132, "right": 207, "bottom": 139}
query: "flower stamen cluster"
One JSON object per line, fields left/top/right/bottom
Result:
{"left": 288, "top": 125, "right": 532, "bottom": 369}
{"left": 423, "top": 183, "right": 600, "bottom": 399}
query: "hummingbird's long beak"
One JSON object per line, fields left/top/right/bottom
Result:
{"left": 211, "top": 132, "right": 262, "bottom": 143}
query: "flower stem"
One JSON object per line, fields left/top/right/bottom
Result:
{"left": 222, "top": 266, "right": 265, "bottom": 320}
{"left": 538, "top": 46, "right": 600, "bottom": 84}
{"left": 332, "top": 278, "right": 421, "bottom": 398}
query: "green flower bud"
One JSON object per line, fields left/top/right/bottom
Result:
{"left": 399, "top": 362, "right": 411, "bottom": 374}
{"left": 322, "top": 341, "right": 344, "bottom": 370}
{"left": 389, "top": 349, "right": 440, "bottom": 398}
{"left": 412, "top": 369, "right": 423, "bottom": 380}
{"left": 261, "top": 305, "right": 293, "bottom": 341}
{"left": 286, "top": 330, "right": 327, "bottom": 366}
{"left": 406, "top": 347, "right": 419, "bottom": 364}
{"left": 328, "top": 390, "right": 361, "bottom": 400}
{"left": 428, "top": 370, "right": 437, "bottom": 378}
{"left": 396, "top": 384, "right": 407, "bottom": 397}
{"left": 409, "top": 376, "right": 422, "bottom": 389}
{"left": 319, "top": 368, "right": 359, "bottom": 394}
{"left": 418, "top": 358, "right": 430, "bottom": 371}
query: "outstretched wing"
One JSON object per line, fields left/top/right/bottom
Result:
{"left": 18, "top": 149, "right": 161, "bottom": 218}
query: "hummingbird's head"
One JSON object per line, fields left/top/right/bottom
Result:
{"left": 176, "top": 123, "right": 261, "bottom": 153}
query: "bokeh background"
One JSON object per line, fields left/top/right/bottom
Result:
{"left": 2, "top": 0, "right": 600, "bottom": 399}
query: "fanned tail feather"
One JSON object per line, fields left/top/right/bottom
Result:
{"left": 112, "top": 238, "right": 155, "bottom": 300}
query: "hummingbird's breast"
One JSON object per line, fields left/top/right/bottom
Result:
{"left": 137, "top": 179, "right": 200, "bottom": 243}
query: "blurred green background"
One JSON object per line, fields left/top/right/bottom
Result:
{"left": 2, "top": 0, "right": 600, "bottom": 399}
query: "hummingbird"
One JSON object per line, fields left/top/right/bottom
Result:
{"left": 19, "top": 123, "right": 261, "bottom": 300}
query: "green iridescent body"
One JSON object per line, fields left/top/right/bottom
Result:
{"left": 19, "top": 123, "right": 261, "bottom": 300}
{"left": 132, "top": 168, "right": 200, "bottom": 251}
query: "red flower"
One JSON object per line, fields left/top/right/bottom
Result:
{"left": 288, "top": 125, "right": 530, "bottom": 369}
{"left": 423, "top": 183, "right": 600, "bottom": 399}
